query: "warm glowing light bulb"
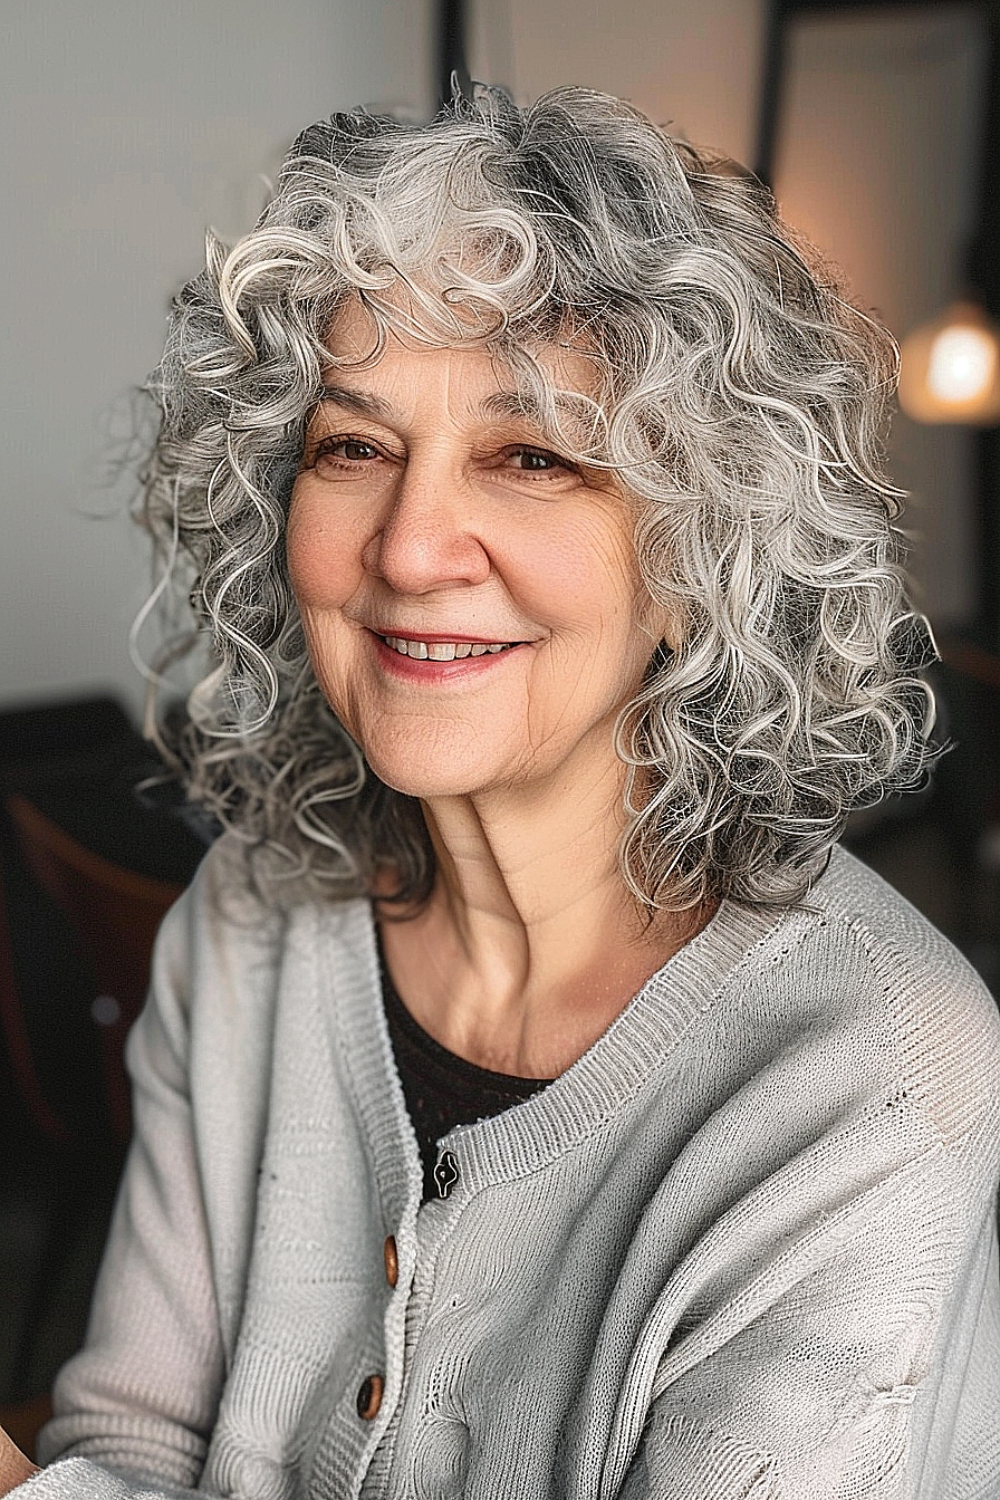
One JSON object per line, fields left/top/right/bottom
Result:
{"left": 898, "top": 300, "right": 1000, "bottom": 425}
{"left": 926, "top": 325, "right": 998, "bottom": 405}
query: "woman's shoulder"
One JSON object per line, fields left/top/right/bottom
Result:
{"left": 146, "top": 831, "right": 375, "bottom": 1036}
{"left": 164, "top": 830, "right": 370, "bottom": 942}
{"left": 810, "top": 844, "right": 993, "bottom": 1012}
{"left": 763, "top": 845, "right": 1000, "bottom": 1140}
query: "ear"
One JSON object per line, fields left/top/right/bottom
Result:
{"left": 659, "top": 604, "right": 684, "bottom": 654}
{"left": 639, "top": 592, "right": 684, "bottom": 657}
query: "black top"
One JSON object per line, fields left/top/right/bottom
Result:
{"left": 378, "top": 946, "right": 554, "bottom": 1200}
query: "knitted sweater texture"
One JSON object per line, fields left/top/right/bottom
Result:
{"left": 23, "top": 841, "right": 1000, "bottom": 1499}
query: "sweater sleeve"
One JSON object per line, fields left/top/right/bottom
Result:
{"left": 610, "top": 939, "right": 1000, "bottom": 1500}
{"left": 619, "top": 1176, "right": 999, "bottom": 1499}
{"left": 28, "top": 861, "right": 231, "bottom": 1497}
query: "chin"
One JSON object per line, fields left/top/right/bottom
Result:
{"left": 367, "top": 758, "right": 491, "bottom": 801}
{"left": 355, "top": 718, "right": 514, "bottom": 802}
{"left": 361, "top": 736, "right": 520, "bottom": 801}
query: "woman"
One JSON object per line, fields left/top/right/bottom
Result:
{"left": 4, "top": 86, "right": 999, "bottom": 1499}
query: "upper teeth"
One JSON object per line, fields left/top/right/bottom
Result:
{"left": 382, "top": 636, "right": 514, "bottom": 661}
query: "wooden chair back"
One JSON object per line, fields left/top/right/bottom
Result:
{"left": 4, "top": 793, "right": 183, "bottom": 1143}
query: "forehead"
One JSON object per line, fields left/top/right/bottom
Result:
{"left": 322, "top": 294, "right": 605, "bottom": 421}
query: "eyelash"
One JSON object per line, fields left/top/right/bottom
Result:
{"left": 307, "top": 435, "right": 575, "bottom": 481}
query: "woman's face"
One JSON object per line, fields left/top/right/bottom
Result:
{"left": 287, "top": 299, "right": 674, "bottom": 803}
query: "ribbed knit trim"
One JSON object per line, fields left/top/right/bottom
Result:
{"left": 319, "top": 902, "right": 422, "bottom": 1227}
{"left": 319, "top": 867, "right": 799, "bottom": 1208}
{"left": 446, "top": 895, "right": 789, "bottom": 1197}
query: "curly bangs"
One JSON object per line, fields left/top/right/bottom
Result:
{"left": 139, "top": 83, "right": 935, "bottom": 911}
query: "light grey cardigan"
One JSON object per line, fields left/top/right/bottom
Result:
{"left": 23, "top": 841, "right": 1000, "bottom": 1499}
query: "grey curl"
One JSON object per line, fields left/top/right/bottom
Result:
{"left": 137, "top": 84, "right": 936, "bottom": 911}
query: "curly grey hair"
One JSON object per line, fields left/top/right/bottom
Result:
{"left": 140, "top": 84, "right": 934, "bottom": 911}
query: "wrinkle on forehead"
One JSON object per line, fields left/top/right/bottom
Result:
{"left": 321, "top": 290, "right": 613, "bottom": 464}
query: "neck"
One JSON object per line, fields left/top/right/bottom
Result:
{"left": 377, "top": 757, "right": 713, "bottom": 1077}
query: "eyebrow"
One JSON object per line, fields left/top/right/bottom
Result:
{"left": 482, "top": 389, "right": 599, "bottom": 452}
{"left": 319, "top": 383, "right": 539, "bottom": 423}
{"left": 319, "top": 384, "right": 398, "bottom": 421}
{"left": 320, "top": 383, "right": 591, "bottom": 444}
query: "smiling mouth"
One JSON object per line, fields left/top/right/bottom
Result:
{"left": 379, "top": 635, "right": 520, "bottom": 661}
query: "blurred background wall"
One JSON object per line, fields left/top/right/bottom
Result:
{"left": 773, "top": 5, "right": 987, "bottom": 632}
{"left": 2, "top": 0, "right": 990, "bottom": 718}
{"left": 0, "top": 0, "right": 433, "bottom": 718}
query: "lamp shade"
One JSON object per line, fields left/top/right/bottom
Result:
{"left": 898, "top": 300, "right": 1000, "bottom": 425}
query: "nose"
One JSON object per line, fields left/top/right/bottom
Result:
{"left": 361, "top": 455, "right": 491, "bottom": 593}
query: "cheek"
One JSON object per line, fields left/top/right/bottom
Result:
{"left": 286, "top": 490, "right": 358, "bottom": 608}
{"left": 531, "top": 515, "right": 649, "bottom": 647}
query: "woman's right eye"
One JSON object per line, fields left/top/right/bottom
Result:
{"left": 314, "top": 437, "right": 381, "bottom": 465}
{"left": 301, "top": 434, "right": 391, "bottom": 478}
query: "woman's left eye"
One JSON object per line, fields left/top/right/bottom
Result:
{"left": 504, "top": 447, "right": 572, "bottom": 475}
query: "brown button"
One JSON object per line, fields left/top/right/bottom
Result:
{"left": 356, "top": 1373, "right": 384, "bottom": 1421}
{"left": 383, "top": 1235, "right": 398, "bottom": 1288}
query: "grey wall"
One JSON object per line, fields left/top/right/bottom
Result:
{"left": 469, "top": 0, "right": 766, "bottom": 163}
{"left": 1, "top": 0, "right": 432, "bottom": 717}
